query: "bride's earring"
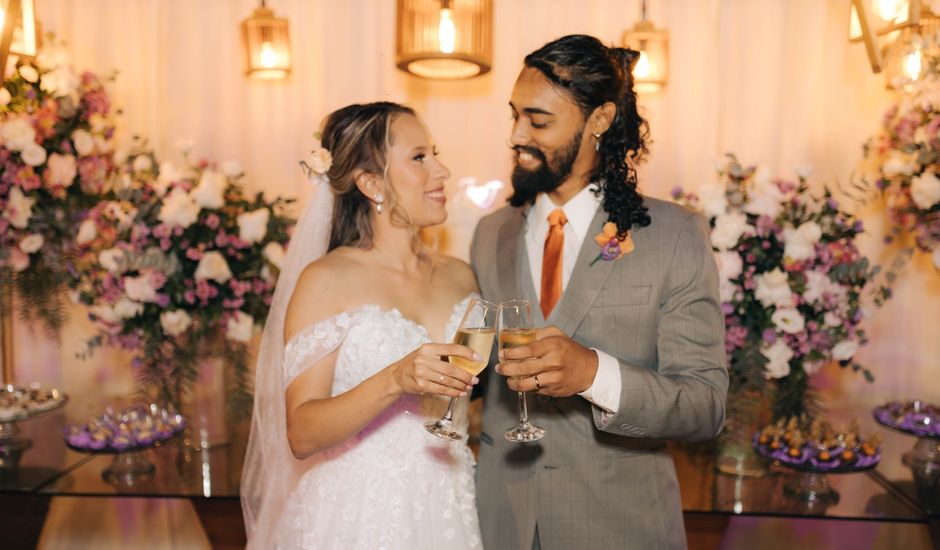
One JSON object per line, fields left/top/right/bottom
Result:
{"left": 374, "top": 194, "right": 384, "bottom": 214}
{"left": 592, "top": 132, "right": 602, "bottom": 152}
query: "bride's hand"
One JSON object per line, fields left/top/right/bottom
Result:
{"left": 391, "top": 343, "right": 479, "bottom": 398}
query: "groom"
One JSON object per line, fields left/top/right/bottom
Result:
{"left": 470, "top": 35, "right": 728, "bottom": 549}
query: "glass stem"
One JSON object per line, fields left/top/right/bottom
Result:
{"left": 517, "top": 391, "right": 529, "bottom": 423}
{"left": 441, "top": 397, "right": 457, "bottom": 423}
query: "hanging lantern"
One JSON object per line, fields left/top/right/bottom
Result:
{"left": 621, "top": 0, "right": 669, "bottom": 93}
{"left": 0, "top": 0, "right": 37, "bottom": 71}
{"left": 241, "top": 0, "right": 291, "bottom": 80}
{"left": 849, "top": 0, "right": 940, "bottom": 88}
{"left": 396, "top": 0, "right": 493, "bottom": 80}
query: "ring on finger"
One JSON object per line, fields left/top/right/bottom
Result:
{"left": 533, "top": 374, "right": 541, "bottom": 391}
{"left": 438, "top": 374, "right": 445, "bottom": 383}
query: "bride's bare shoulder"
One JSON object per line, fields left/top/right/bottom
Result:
{"left": 285, "top": 248, "right": 368, "bottom": 340}
{"left": 431, "top": 253, "right": 478, "bottom": 296}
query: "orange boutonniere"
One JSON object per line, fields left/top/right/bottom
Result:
{"left": 590, "top": 222, "right": 634, "bottom": 266}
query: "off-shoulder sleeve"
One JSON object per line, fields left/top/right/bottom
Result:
{"left": 282, "top": 311, "right": 355, "bottom": 385}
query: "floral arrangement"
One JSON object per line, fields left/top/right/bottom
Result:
{"left": 0, "top": 41, "right": 117, "bottom": 330}
{"left": 673, "top": 154, "right": 890, "bottom": 420}
{"left": 72, "top": 140, "right": 294, "bottom": 410}
{"left": 860, "top": 75, "right": 940, "bottom": 270}
{"left": 590, "top": 222, "right": 634, "bottom": 265}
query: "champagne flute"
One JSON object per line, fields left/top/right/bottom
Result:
{"left": 500, "top": 300, "right": 545, "bottom": 442}
{"left": 425, "top": 298, "right": 497, "bottom": 441}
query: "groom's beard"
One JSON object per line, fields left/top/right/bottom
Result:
{"left": 508, "top": 128, "right": 583, "bottom": 207}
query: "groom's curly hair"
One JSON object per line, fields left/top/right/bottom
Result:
{"left": 522, "top": 34, "right": 651, "bottom": 235}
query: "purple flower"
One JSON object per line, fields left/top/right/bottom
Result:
{"left": 721, "top": 302, "right": 735, "bottom": 315}
{"left": 601, "top": 240, "right": 621, "bottom": 261}
{"left": 762, "top": 329, "right": 777, "bottom": 344}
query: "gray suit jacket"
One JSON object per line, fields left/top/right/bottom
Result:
{"left": 470, "top": 196, "right": 728, "bottom": 550}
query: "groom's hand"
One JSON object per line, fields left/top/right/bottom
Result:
{"left": 497, "top": 326, "right": 598, "bottom": 397}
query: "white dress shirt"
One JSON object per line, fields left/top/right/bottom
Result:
{"left": 525, "top": 185, "right": 622, "bottom": 414}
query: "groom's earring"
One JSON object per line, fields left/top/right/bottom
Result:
{"left": 592, "top": 132, "right": 602, "bottom": 152}
{"left": 374, "top": 194, "right": 384, "bottom": 214}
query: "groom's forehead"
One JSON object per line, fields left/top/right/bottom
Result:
{"left": 510, "top": 68, "right": 581, "bottom": 118}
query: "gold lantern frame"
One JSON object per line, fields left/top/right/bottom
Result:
{"left": 0, "top": 0, "right": 37, "bottom": 73}
{"left": 621, "top": 0, "right": 669, "bottom": 93}
{"left": 241, "top": 1, "right": 291, "bottom": 80}
{"left": 396, "top": 0, "right": 493, "bottom": 80}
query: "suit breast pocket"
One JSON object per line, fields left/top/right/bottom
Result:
{"left": 594, "top": 284, "right": 652, "bottom": 308}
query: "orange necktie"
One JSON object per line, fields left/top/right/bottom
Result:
{"left": 541, "top": 209, "right": 567, "bottom": 318}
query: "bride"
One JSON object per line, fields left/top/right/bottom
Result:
{"left": 241, "top": 102, "right": 483, "bottom": 549}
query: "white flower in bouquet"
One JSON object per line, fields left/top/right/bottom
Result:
{"left": 46, "top": 153, "right": 77, "bottom": 187}
{"left": 158, "top": 187, "right": 200, "bottom": 229}
{"left": 36, "top": 45, "right": 71, "bottom": 71}
{"left": 160, "top": 310, "right": 192, "bottom": 337}
{"left": 715, "top": 250, "right": 743, "bottom": 280}
{"left": 263, "top": 242, "right": 286, "bottom": 270}
{"left": 771, "top": 307, "right": 805, "bottom": 334}
{"left": 75, "top": 219, "right": 98, "bottom": 245}
{"left": 1, "top": 117, "right": 37, "bottom": 151}
{"left": 190, "top": 169, "right": 227, "bottom": 209}
{"left": 719, "top": 278, "right": 736, "bottom": 302}
{"left": 89, "top": 304, "right": 119, "bottom": 324}
{"left": 697, "top": 180, "right": 728, "bottom": 217}
{"left": 20, "top": 143, "right": 47, "bottom": 167}
{"left": 743, "top": 169, "right": 786, "bottom": 218}
{"left": 123, "top": 275, "right": 159, "bottom": 303}
{"left": 18, "top": 65, "right": 38, "bottom": 83}
{"left": 155, "top": 160, "right": 188, "bottom": 196}
{"left": 103, "top": 202, "right": 137, "bottom": 229}
{"left": 762, "top": 339, "right": 793, "bottom": 379}
{"left": 832, "top": 339, "right": 860, "bottom": 362}
{"left": 98, "top": 248, "right": 124, "bottom": 273}
{"left": 2, "top": 187, "right": 36, "bottom": 228}
{"left": 910, "top": 171, "right": 940, "bottom": 209}
{"left": 19, "top": 233, "right": 44, "bottom": 254}
{"left": 221, "top": 160, "right": 243, "bottom": 178}
{"left": 113, "top": 297, "right": 144, "bottom": 320}
{"left": 132, "top": 154, "right": 153, "bottom": 173}
{"left": 226, "top": 310, "right": 254, "bottom": 343}
{"left": 40, "top": 67, "right": 80, "bottom": 98}
{"left": 711, "top": 212, "right": 753, "bottom": 250}
{"left": 194, "top": 251, "right": 233, "bottom": 284}
{"left": 783, "top": 221, "right": 823, "bottom": 262}
{"left": 824, "top": 311, "right": 842, "bottom": 327}
{"left": 112, "top": 147, "right": 129, "bottom": 167}
{"left": 237, "top": 208, "right": 270, "bottom": 244}
{"left": 882, "top": 151, "right": 918, "bottom": 177}
{"left": 0, "top": 88, "right": 10, "bottom": 107}
{"left": 803, "top": 270, "right": 836, "bottom": 304}
{"left": 755, "top": 268, "right": 794, "bottom": 308}
{"left": 71, "top": 129, "right": 96, "bottom": 157}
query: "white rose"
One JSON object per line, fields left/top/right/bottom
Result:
{"left": 221, "top": 160, "right": 243, "bottom": 178}
{"left": 783, "top": 222, "right": 822, "bottom": 262}
{"left": 307, "top": 146, "right": 332, "bottom": 175}
{"left": 2, "top": 187, "right": 35, "bottom": 228}
{"left": 155, "top": 161, "right": 189, "bottom": 196}
{"left": 933, "top": 247, "right": 940, "bottom": 270}
{"left": 89, "top": 304, "right": 119, "bottom": 324}
{"left": 123, "top": 275, "right": 159, "bottom": 303}
{"left": 226, "top": 311, "right": 254, "bottom": 343}
{"left": 98, "top": 248, "right": 124, "bottom": 273}
{"left": 832, "top": 339, "right": 860, "bottom": 362}
{"left": 824, "top": 311, "right": 843, "bottom": 327}
{"left": 0, "top": 88, "right": 10, "bottom": 106}
{"left": 882, "top": 151, "right": 917, "bottom": 177}
{"left": 190, "top": 169, "right": 226, "bottom": 209}
{"left": 19, "top": 233, "right": 44, "bottom": 254}
{"left": 46, "top": 153, "right": 77, "bottom": 187}
{"left": 910, "top": 171, "right": 940, "bottom": 209}
{"left": 715, "top": 250, "right": 743, "bottom": 280}
{"left": 71, "top": 129, "right": 95, "bottom": 156}
{"left": 237, "top": 208, "right": 270, "bottom": 244}
{"left": 194, "top": 251, "right": 233, "bottom": 284}
{"left": 771, "top": 308, "right": 805, "bottom": 334}
{"left": 719, "top": 277, "right": 736, "bottom": 303}
{"left": 160, "top": 310, "right": 193, "bottom": 337}
{"left": 112, "top": 147, "right": 129, "bottom": 167}
{"left": 157, "top": 187, "right": 200, "bottom": 229}
{"left": 710, "top": 212, "right": 753, "bottom": 250}
{"left": 697, "top": 180, "right": 728, "bottom": 218}
{"left": 132, "top": 154, "right": 153, "bottom": 174}
{"left": 0, "top": 117, "right": 37, "bottom": 151}
{"left": 18, "top": 65, "right": 38, "bottom": 83}
{"left": 40, "top": 67, "right": 80, "bottom": 97}
{"left": 75, "top": 219, "right": 98, "bottom": 245}
{"left": 744, "top": 175, "right": 785, "bottom": 219}
{"left": 113, "top": 298, "right": 144, "bottom": 320}
{"left": 262, "top": 242, "right": 285, "bottom": 270}
{"left": 754, "top": 268, "right": 794, "bottom": 308}
{"left": 19, "top": 143, "right": 47, "bottom": 167}
{"left": 762, "top": 339, "right": 793, "bottom": 379}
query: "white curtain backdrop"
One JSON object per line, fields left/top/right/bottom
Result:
{"left": 13, "top": 0, "right": 937, "bottom": 425}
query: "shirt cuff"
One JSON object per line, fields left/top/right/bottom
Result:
{"left": 578, "top": 349, "right": 621, "bottom": 414}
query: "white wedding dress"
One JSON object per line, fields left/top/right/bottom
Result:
{"left": 273, "top": 295, "right": 482, "bottom": 549}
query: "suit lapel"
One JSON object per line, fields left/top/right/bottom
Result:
{"left": 551, "top": 207, "right": 616, "bottom": 335}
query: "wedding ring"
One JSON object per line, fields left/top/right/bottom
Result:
{"left": 533, "top": 374, "right": 541, "bottom": 391}
{"left": 438, "top": 375, "right": 445, "bottom": 383}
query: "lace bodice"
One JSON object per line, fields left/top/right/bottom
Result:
{"left": 275, "top": 295, "right": 481, "bottom": 549}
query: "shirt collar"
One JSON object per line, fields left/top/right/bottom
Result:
{"left": 528, "top": 183, "right": 602, "bottom": 242}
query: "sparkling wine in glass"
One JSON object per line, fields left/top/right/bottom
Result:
{"left": 500, "top": 300, "right": 545, "bottom": 442}
{"left": 425, "top": 298, "right": 497, "bottom": 441}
